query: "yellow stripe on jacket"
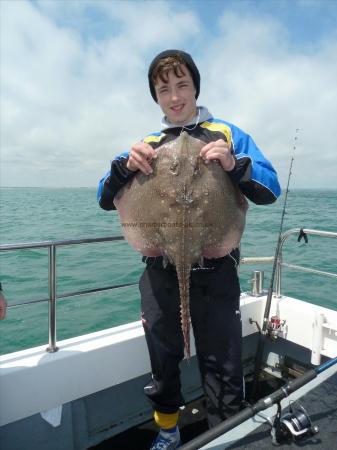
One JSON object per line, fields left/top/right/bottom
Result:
{"left": 200, "top": 120, "right": 232, "bottom": 144}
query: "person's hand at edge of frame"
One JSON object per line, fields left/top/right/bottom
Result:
{"left": 0, "top": 285, "right": 7, "bottom": 320}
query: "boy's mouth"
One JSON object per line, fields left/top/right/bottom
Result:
{"left": 171, "top": 104, "right": 184, "bottom": 113}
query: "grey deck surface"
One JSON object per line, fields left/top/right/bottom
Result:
{"left": 225, "top": 371, "right": 337, "bottom": 450}
{"left": 90, "top": 396, "right": 208, "bottom": 450}
{"left": 91, "top": 372, "right": 337, "bottom": 450}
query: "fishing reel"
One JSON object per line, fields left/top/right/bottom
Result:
{"left": 271, "top": 400, "right": 319, "bottom": 445}
{"left": 267, "top": 315, "right": 286, "bottom": 340}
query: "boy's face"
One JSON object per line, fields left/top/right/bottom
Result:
{"left": 154, "top": 64, "right": 197, "bottom": 125}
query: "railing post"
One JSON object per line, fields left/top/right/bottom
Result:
{"left": 46, "top": 245, "right": 58, "bottom": 352}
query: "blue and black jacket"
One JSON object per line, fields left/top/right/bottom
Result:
{"left": 97, "top": 114, "right": 281, "bottom": 210}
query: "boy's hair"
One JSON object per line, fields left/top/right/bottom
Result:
{"left": 148, "top": 50, "right": 200, "bottom": 103}
{"left": 151, "top": 55, "right": 188, "bottom": 86}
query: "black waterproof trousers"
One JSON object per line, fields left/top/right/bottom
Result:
{"left": 139, "top": 250, "right": 243, "bottom": 428}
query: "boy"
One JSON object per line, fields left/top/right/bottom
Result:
{"left": 98, "top": 50, "right": 280, "bottom": 449}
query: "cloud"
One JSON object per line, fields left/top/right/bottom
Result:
{"left": 1, "top": 0, "right": 201, "bottom": 187}
{"left": 1, "top": 0, "right": 336, "bottom": 188}
{"left": 199, "top": 10, "right": 337, "bottom": 188}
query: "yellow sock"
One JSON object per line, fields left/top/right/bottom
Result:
{"left": 154, "top": 410, "right": 179, "bottom": 430}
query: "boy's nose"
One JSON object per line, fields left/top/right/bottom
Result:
{"left": 170, "top": 88, "right": 179, "bottom": 101}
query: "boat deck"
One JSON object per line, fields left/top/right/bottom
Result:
{"left": 226, "top": 370, "right": 337, "bottom": 450}
{"left": 88, "top": 374, "right": 281, "bottom": 449}
{"left": 91, "top": 370, "right": 337, "bottom": 450}
{"left": 90, "top": 396, "right": 208, "bottom": 450}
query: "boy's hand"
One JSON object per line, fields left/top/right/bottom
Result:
{"left": 200, "top": 139, "right": 235, "bottom": 171}
{"left": 0, "top": 292, "right": 7, "bottom": 320}
{"left": 127, "top": 142, "right": 157, "bottom": 175}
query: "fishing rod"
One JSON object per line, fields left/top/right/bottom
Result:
{"left": 179, "top": 356, "right": 337, "bottom": 450}
{"left": 250, "top": 129, "right": 299, "bottom": 400}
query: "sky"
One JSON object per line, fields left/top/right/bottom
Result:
{"left": 1, "top": 0, "right": 337, "bottom": 189}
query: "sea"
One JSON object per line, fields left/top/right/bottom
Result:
{"left": 0, "top": 187, "right": 336, "bottom": 356}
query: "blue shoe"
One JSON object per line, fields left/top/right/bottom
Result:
{"left": 150, "top": 426, "right": 181, "bottom": 450}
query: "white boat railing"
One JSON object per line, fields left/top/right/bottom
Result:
{"left": 0, "top": 236, "right": 130, "bottom": 352}
{"left": 275, "top": 228, "right": 337, "bottom": 297}
{"left": 0, "top": 228, "right": 336, "bottom": 353}
{"left": 241, "top": 228, "right": 337, "bottom": 297}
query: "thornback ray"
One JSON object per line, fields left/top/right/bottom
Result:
{"left": 114, "top": 132, "right": 248, "bottom": 357}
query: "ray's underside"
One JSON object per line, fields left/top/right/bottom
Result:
{"left": 115, "top": 132, "right": 247, "bottom": 356}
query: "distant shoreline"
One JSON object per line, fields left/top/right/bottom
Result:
{"left": 1, "top": 186, "right": 336, "bottom": 191}
{"left": 0, "top": 186, "right": 96, "bottom": 189}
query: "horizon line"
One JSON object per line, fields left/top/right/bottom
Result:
{"left": 1, "top": 186, "right": 337, "bottom": 191}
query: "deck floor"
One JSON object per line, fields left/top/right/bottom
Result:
{"left": 89, "top": 396, "right": 208, "bottom": 450}
{"left": 90, "top": 374, "right": 279, "bottom": 450}
{"left": 225, "top": 370, "right": 337, "bottom": 450}
{"left": 90, "top": 371, "right": 337, "bottom": 450}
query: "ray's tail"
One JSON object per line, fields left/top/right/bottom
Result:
{"left": 176, "top": 263, "right": 192, "bottom": 358}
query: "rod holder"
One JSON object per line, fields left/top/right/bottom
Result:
{"left": 250, "top": 270, "right": 264, "bottom": 297}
